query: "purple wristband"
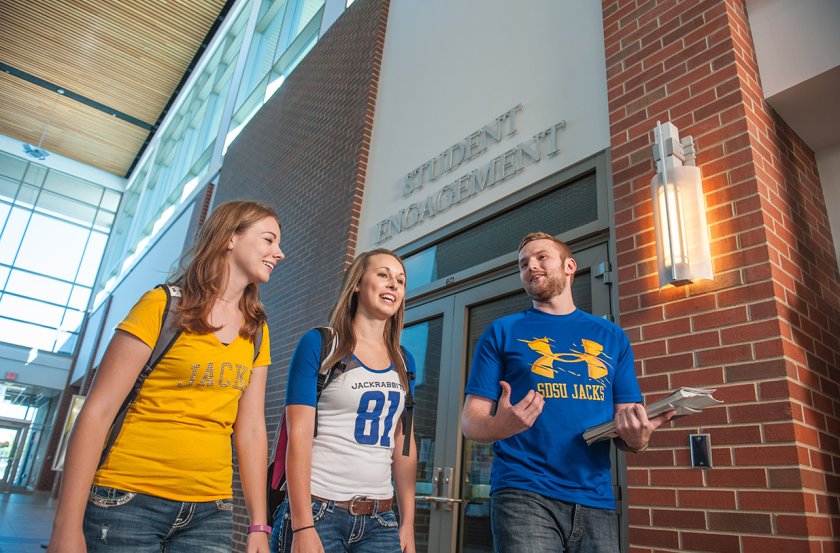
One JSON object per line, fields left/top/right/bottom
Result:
{"left": 247, "top": 524, "right": 272, "bottom": 534}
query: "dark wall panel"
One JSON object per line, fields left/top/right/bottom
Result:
{"left": 215, "top": 0, "right": 389, "bottom": 546}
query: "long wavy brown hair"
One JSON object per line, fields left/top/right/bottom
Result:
{"left": 324, "top": 249, "right": 409, "bottom": 392}
{"left": 172, "top": 200, "right": 280, "bottom": 341}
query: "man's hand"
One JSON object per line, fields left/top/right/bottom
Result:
{"left": 614, "top": 403, "right": 675, "bottom": 451}
{"left": 493, "top": 381, "right": 544, "bottom": 439}
{"left": 462, "top": 383, "right": 544, "bottom": 442}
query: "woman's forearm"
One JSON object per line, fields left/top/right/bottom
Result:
{"left": 284, "top": 405, "right": 317, "bottom": 530}
{"left": 392, "top": 429, "right": 417, "bottom": 529}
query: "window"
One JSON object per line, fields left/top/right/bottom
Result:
{"left": 0, "top": 152, "right": 117, "bottom": 353}
{"left": 403, "top": 172, "right": 599, "bottom": 291}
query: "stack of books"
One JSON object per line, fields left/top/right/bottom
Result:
{"left": 583, "top": 386, "right": 722, "bottom": 446}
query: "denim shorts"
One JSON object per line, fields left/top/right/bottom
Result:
{"left": 490, "top": 488, "right": 619, "bottom": 553}
{"left": 83, "top": 485, "right": 233, "bottom": 552}
{"left": 270, "top": 497, "right": 400, "bottom": 553}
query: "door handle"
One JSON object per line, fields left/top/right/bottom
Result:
{"left": 415, "top": 496, "right": 464, "bottom": 506}
{"left": 416, "top": 467, "right": 461, "bottom": 510}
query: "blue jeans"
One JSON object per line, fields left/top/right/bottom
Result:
{"left": 271, "top": 497, "right": 401, "bottom": 553}
{"left": 490, "top": 488, "right": 619, "bottom": 553}
{"left": 83, "top": 485, "right": 233, "bottom": 552}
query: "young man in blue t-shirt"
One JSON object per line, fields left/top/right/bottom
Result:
{"left": 462, "top": 232, "right": 674, "bottom": 553}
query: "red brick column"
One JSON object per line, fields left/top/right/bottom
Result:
{"left": 603, "top": 0, "right": 840, "bottom": 551}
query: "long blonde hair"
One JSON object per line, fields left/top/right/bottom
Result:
{"left": 325, "top": 249, "right": 409, "bottom": 391}
{"left": 173, "top": 200, "right": 280, "bottom": 341}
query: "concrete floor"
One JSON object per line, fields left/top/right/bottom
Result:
{"left": 0, "top": 492, "right": 54, "bottom": 552}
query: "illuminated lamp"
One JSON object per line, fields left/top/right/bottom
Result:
{"left": 650, "top": 121, "right": 713, "bottom": 287}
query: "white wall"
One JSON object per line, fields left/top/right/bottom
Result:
{"left": 356, "top": 0, "right": 610, "bottom": 252}
{"left": 0, "top": 342, "right": 71, "bottom": 390}
{"left": 816, "top": 144, "right": 840, "bottom": 272}
{"left": 746, "top": 0, "right": 840, "bottom": 98}
{"left": 746, "top": 0, "right": 840, "bottom": 152}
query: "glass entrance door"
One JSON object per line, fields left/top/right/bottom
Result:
{"left": 0, "top": 420, "right": 29, "bottom": 493}
{"left": 402, "top": 243, "right": 617, "bottom": 553}
{"left": 401, "top": 299, "right": 454, "bottom": 553}
{"left": 458, "top": 285, "right": 532, "bottom": 553}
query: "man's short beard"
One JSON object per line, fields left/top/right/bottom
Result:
{"left": 525, "top": 273, "right": 567, "bottom": 302}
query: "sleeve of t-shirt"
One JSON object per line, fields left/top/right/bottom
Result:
{"left": 464, "top": 322, "right": 505, "bottom": 401}
{"left": 612, "top": 328, "right": 643, "bottom": 404}
{"left": 285, "top": 328, "right": 324, "bottom": 407}
{"left": 254, "top": 322, "right": 271, "bottom": 367}
{"left": 115, "top": 288, "right": 166, "bottom": 349}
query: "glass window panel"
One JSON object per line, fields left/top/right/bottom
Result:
{"left": 42, "top": 171, "right": 103, "bottom": 206}
{"left": 36, "top": 190, "right": 97, "bottom": 226}
{"left": 234, "top": 0, "right": 287, "bottom": 112}
{"left": 460, "top": 290, "right": 532, "bottom": 553}
{"left": 0, "top": 202, "right": 10, "bottom": 232}
{"left": 14, "top": 213, "right": 89, "bottom": 280}
{"left": 68, "top": 285, "right": 91, "bottom": 311}
{"left": 55, "top": 331, "right": 78, "bottom": 355}
{"left": 0, "top": 175, "right": 20, "bottom": 202}
{"left": 0, "top": 318, "right": 58, "bottom": 351}
{"left": 0, "top": 294, "right": 65, "bottom": 328}
{"left": 60, "top": 308, "right": 84, "bottom": 332}
{"left": 404, "top": 174, "right": 598, "bottom": 291}
{"left": 0, "top": 152, "right": 27, "bottom": 182}
{"left": 15, "top": 184, "right": 39, "bottom": 208}
{"left": 6, "top": 270, "right": 72, "bottom": 306}
{"left": 93, "top": 209, "right": 114, "bottom": 232}
{"left": 76, "top": 231, "right": 108, "bottom": 286}
{"left": 22, "top": 163, "right": 47, "bottom": 187}
{"left": 101, "top": 189, "right": 121, "bottom": 212}
{"left": 0, "top": 208, "right": 30, "bottom": 265}
{"left": 0, "top": 265, "right": 9, "bottom": 287}
{"left": 400, "top": 317, "right": 442, "bottom": 553}
{"left": 572, "top": 269, "right": 592, "bottom": 314}
{"left": 403, "top": 248, "right": 437, "bottom": 292}
{"left": 294, "top": 0, "right": 325, "bottom": 37}
{"left": 278, "top": 35, "right": 316, "bottom": 78}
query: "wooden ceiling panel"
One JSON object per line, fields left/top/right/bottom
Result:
{"left": 0, "top": 0, "right": 229, "bottom": 176}
{"left": 1, "top": 0, "right": 227, "bottom": 123}
{"left": 0, "top": 72, "right": 150, "bottom": 175}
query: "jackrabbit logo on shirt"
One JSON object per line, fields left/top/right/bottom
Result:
{"left": 519, "top": 336, "right": 612, "bottom": 401}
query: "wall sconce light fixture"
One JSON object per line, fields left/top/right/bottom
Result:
{"left": 651, "top": 121, "right": 713, "bottom": 287}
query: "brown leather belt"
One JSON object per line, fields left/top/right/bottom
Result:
{"left": 312, "top": 495, "right": 393, "bottom": 515}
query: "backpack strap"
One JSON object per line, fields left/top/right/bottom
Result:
{"left": 399, "top": 345, "right": 415, "bottom": 457}
{"left": 268, "top": 325, "right": 338, "bottom": 489}
{"left": 99, "top": 284, "right": 183, "bottom": 467}
{"left": 314, "top": 326, "right": 342, "bottom": 436}
{"left": 253, "top": 324, "right": 264, "bottom": 364}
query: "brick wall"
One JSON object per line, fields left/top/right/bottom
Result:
{"left": 603, "top": 0, "right": 840, "bottom": 551}
{"left": 215, "top": 0, "right": 389, "bottom": 548}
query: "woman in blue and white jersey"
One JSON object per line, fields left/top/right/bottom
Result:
{"left": 272, "top": 249, "right": 417, "bottom": 553}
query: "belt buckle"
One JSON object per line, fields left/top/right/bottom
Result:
{"left": 348, "top": 495, "right": 369, "bottom": 516}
